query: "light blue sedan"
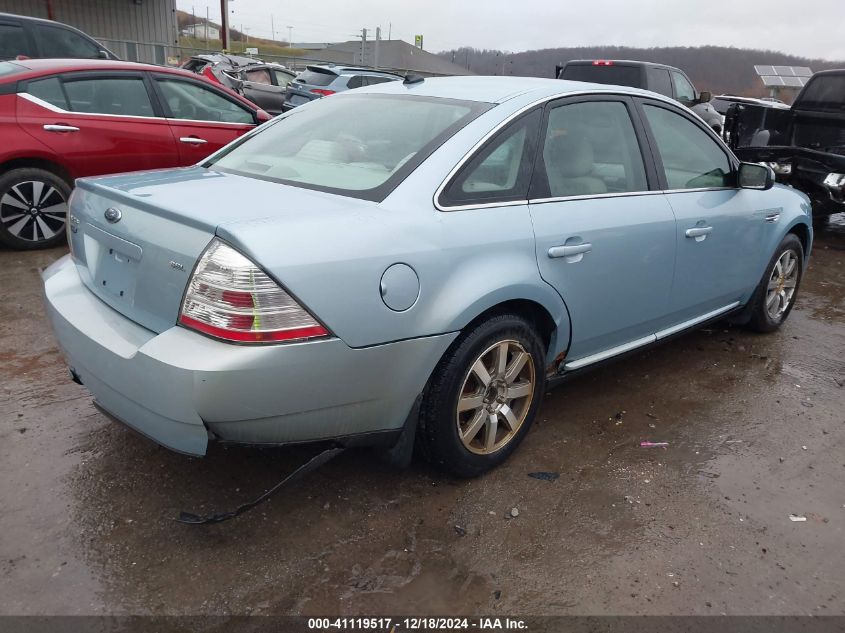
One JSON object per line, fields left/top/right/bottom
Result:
{"left": 43, "top": 76, "right": 812, "bottom": 477}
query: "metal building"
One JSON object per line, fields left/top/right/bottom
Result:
{"left": 0, "top": 0, "right": 178, "bottom": 64}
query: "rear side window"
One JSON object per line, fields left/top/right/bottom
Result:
{"left": 346, "top": 75, "right": 364, "bottom": 89}
{"left": 646, "top": 67, "right": 673, "bottom": 97}
{"left": 440, "top": 109, "right": 541, "bottom": 206}
{"left": 643, "top": 104, "right": 731, "bottom": 189}
{"left": 296, "top": 69, "right": 336, "bottom": 86}
{"left": 64, "top": 77, "right": 154, "bottom": 116}
{"left": 35, "top": 24, "right": 101, "bottom": 59}
{"left": 0, "top": 24, "right": 29, "bottom": 59}
{"left": 245, "top": 68, "right": 271, "bottom": 84}
{"left": 560, "top": 64, "right": 642, "bottom": 88}
{"left": 26, "top": 77, "right": 68, "bottom": 109}
{"left": 535, "top": 100, "right": 648, "bottom": 198}
{"left": 157, "top": 79, "right": 254, "bottom": 123}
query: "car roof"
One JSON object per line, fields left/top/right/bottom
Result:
{"left": 0, "top": 58, "right": 199, "bottom": 82}
{"left": 353, "top": 75, "right": 663, "bottom": 105}
{"left": 565, "top": 59, "right": 680, "bottom": 71}
{"left": 0, "top": 11, "right": 72, "bottom": 26}
{"left": 304, "top": 64, "right": 402, "bottom": 78}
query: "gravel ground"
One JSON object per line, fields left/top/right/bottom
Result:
{"left": 1, "top": 218, "right": 843, "bottom": 616}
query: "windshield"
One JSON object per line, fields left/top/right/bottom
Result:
{"left": 208, "top": 93, "right": 491, "bottom": 201}
{"left": 797, "top": 75, "right": 845, "bottom": 111}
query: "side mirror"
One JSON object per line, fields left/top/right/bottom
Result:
{"left": 255, "top": 109, "right": 272, "bottom": 124}
{"left": 698, "top": 90, "right": 712, "bottom": 104}
{"left": 98, "top": 50, "right": 110, "bottom": 59}
{"left": 738, "top": 162, "right": 775, "bottom": 190}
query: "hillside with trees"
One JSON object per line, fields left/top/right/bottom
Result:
{"left": 438, "top": 45, "right": 845, "bottom": 97}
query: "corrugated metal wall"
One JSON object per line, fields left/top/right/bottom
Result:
{"left": 0, "top": 0, "right": 178, "bottom": 63}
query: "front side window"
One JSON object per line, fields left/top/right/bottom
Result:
{"left": 366, "top": 76, "right": 394, "bottom": 86}
{"left": 535, "top": 100, "right": 648, "bottom": 198}
{"left": 26, "top": 77, "right": 68, "bottom": 109}
{"left": 63, "top": 77, "right": 154, "bottom": 116}
{"left": 440, "top": 109, "right": 541, "bottom": 206}
{"left": 273, "top": 70, "right": 294, "bottom": 88}
{"left": 643, "top": 104, "right": 731, "bottom": 189}
{"left": 157, "top": 79, "right": 254, "bottom": 123}
{"left": 209, "top": 94, "right": 490, "bottom": 201}
{"left": 35, "top": 24, "right": 101, "bottom": 59}
{"left": 671, "top": 71, "right": 695, "bottom": 102}
{"left": 0, "top": 24, "right": 29, "bottom": 59}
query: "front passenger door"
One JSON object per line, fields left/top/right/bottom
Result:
{"left": 152, "top": 76, "right": 256, "bottom": 163}
{"left": 528, "top": 97, "right": 677, "bottom": 366}
{"left": 638, "top": 100, "right": 765, "bottom": 323}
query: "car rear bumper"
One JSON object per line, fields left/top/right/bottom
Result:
{"left": 43, "top": 255, "right": 456, "bottom": 456}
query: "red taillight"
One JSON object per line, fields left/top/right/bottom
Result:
{"left": 201, "top": 65, "right": 221, "bottom": 84}
{"left": 592, "top": 60, "right": 614, "bottom": 66}
{"left": 310, "top": 88, "right": 336, "bottom": 96}
{"left": 179, "top": 239, "right": 330, "bottom": 344}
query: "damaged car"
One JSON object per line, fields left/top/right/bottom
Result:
{"left": 43, "top": 77, "right": 812, "bottom": 477}
{"left": 726, "top": 69, "right": 845, "bottom": 222}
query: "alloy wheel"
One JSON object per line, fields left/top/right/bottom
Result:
{"left": 456, "top": 340, "right": 535, "bottom": 455}
{"left": 765, "top": 249, "right": 799, "bottom": 320}
{"left": 0, "top": 180, "right": 68, "bottom": 243}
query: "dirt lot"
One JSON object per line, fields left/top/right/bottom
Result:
{"left": 1, "top": 219, "right": 843, "bottom": 617}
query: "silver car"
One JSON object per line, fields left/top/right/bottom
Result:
{"left": 44, "top": 76, "right": 812, "bottom": 477}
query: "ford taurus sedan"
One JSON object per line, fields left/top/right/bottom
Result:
{"left": 43, "top": 76, "right": 812, "bottom": 477}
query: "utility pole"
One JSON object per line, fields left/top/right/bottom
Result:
{"left": 205, "top": 7, "right": 210, "bottom": 45}
{"left": 271, "top": 14, "right": 275, "bottom": 42}
{"left": 287, "top": 26, "right": 293, "bottom": 48}
{"left": 374, "top": 26, "right": 380, "bottom": 69}
{"left": 361, "top": 28, "right": 367, "bottom": 66}
{"left": 388, "top": 22, "right": 391, "bottom": 40}
{"left": 220, "top": 0, "right": 230, "bottom": 51}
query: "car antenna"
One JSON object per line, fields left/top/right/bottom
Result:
{"left": 403, "top": 73, "right": 424, "bottom": 85}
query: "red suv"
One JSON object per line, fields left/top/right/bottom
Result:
{"left": 0, "top": 59, "right": 271, "bottom": 249}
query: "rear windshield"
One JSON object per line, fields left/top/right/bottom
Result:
{"left": 296, "top": 69, "right": 337, "bottom": 86}
{"left": 560, "top": 64, "right": 642, "bottom": 88}
{"left": 208, "top": 93, "right": 491, "bottom": 202}
{"left": 796, "top": 75, "right": 845, "bottom": 111}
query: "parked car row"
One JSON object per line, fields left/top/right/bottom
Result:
{"left": 0, "top": 59, "right": 270, "bottom": 249}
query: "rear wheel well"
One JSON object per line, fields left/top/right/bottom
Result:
{"left": 464, "top": 300, "right": 556, "bottom": 351}
{"left": 788, "top": 223, "right": 809, "bottom": 256}
{"left": 0, "top": 158, "right": 73, "bottom": 188}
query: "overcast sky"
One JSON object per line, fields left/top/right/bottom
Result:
{"left": 178, "top": 0, "right": 845, "bottom": 60}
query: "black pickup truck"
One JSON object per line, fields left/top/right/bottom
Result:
{"left": 726, "top": 69, "right": 845, "bottom": 221}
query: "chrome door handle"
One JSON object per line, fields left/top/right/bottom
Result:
{"left": 179, "top": 136, "right": 207, "bottom": 144}
{"left": 764, "top": 212, "right": 781, "bottom": 223}
{"left": 43, "top": 124, "right": 79, "bottom": 132}
{"left": 548, "top": 242, "right": 592, "bottom": 258}
{"left": 685, "top": 226, "right": 713, "bottom": 241}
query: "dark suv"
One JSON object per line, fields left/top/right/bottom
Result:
{"left": 557, "top": 60, "right": 722, "bottom": 132}
{"left": 0, "top": 13, "right": 117, "bottom": 61}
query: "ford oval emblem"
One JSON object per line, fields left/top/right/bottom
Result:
{"left": 104, "top": 207, "right": 122, "bottom": 223}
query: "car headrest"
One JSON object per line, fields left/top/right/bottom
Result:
{"left": 545, "top": 131, "right": 594, "bottom": 178}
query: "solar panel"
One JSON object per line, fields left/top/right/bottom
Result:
{"left": 755, "top": 65, "right": 813, "bottom": 90}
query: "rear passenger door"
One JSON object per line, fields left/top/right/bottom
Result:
{"left": 16, "top": 71, "right": 180, "bottom": 178}
{"left": 636, "top": 99, "right": 765, "bottom": 322}
{"left": 527, "top": 96, "right": 677, "bottom": 366}
{"left": 150, "top": 75, "right": 256, "bottom": 163}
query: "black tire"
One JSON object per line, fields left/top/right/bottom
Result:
{"left": 0, "top": 167, "right": 71, "bottom": 250}
{"left": 417, "top": 314, "right": 546, "bottom": 478}
{"left": 745, "top": 233, "right": 804, "bottom": 333}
